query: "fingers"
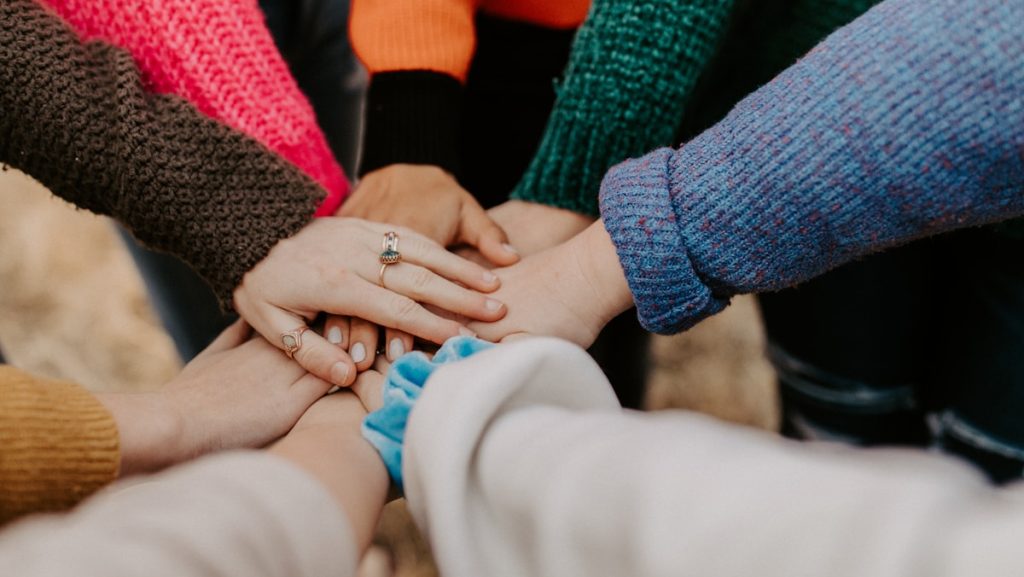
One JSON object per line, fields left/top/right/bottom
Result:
{"left": 287, "top": 373, "right": 336, "bottom": 411}
{"left": 349, "top": 317, "right": 379, "bottom": 372}
{"left": 460, "top": 200, "right": 520, "bottom": 267}
{"left": 348, "top": 282, "right": 473, "bottom": 345}
{"left": 383, "top": 328, "right": 413, "bottom": 362}
{"left": 363, "top": 222, "right": 501, "bottom": 293}
{"left": 262, "top": 307, "right": 356, "bottom": 388}
{"left": 350, "top": 369, "right": 385, "bottom": 413}
{"left": 383, "top": 263, "right": 506, "bottom": 322}
{"left": 324, "top": 315, "right": 350, "bottom": 349}
{"left": 201, "top": 319, "right": 252, "bottom": 355}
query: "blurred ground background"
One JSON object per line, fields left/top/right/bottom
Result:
{"left": 0, "top": 168, "right": 778, "bottom": 576}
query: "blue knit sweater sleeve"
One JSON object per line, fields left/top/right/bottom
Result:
{"left": 599, "top": 0, "right": 1024, "bottom": 334}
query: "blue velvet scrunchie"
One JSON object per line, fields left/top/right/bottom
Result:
{"left": 362, "top": 336, "right": 494, "bottom": 491}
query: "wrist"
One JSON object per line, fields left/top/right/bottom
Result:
{"left": 96, "top": 391, "right": 185, "bottom": 476}
{"left": 270, "top": 394, "right": 388, "bottom": 550}
{"left": 571, "top": 220, "right": 634, "bottom": 325}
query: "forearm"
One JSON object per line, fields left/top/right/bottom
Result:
{"left": 600, "top": 0, "right": 1024, "bottom": 333}
{"left": 94, "top": 393, "right": 181, "bottom": 477}
{"left": 0, "top": 0, "right": 324, "bottom": 306}
{"left": 270, "top": 394, "right": 389, "bottom": 552}
{"left": 511, "top": 0, "right": 736, "bottom": 215}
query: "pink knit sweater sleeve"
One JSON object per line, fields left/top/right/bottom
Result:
{"left": 39, "top": 0, "right": 349, "bottom": 215}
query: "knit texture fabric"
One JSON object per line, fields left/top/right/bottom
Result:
{"left": 362, "top": 336, "right": 494, "bottom": 492}
{"left": 511, "top": 0, "right": 736, "bottom": 215}
{"left": 39, "top": 0, "right": 349, "bottom": 215}
{"left": 599, "top": 0, "right": 1024, "bottom": 334}
{"left": 0, "top": 366, "right": 119, "bottom": 525}
{"left": 0, "top": 0, "right": 325, "bottom": 308}
{"left": 680, "top": 0, "right": 881, "bottom": 137}
{"left": 351, "top": 0, "right": 590, "bottom": 176}
{"left": 351, "top": 0, "right": 590, "bottom": 82}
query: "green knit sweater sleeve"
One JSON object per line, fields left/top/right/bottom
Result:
{"left": 509, "top": 0, "right": 736, "bottom": 216}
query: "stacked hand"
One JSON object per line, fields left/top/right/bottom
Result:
{"left": 468, "top": 221, "right": 634, "bottom": 348}
{"left": 230, "top": 163, "right": 631, "bottom": 399}
{"left": 232, "top": 216, "right": 507, "bottom": 388}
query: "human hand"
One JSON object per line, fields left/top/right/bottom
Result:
{"left": 233, "top": 217, "right": 506, "bottom": 387}
{"left": 99, "top": 321, "right": 334, "bottom": 475}
{"left": 468, "top": 221, "right": 635, "bottom": 347}
{"left": 328, "top": 164, "right": 518, "bottom": 370}
{"left": 488, "top": 200, "right": 595, "bottom": 257}
{"left": 340, "top": 164, "right": 520, "bottom": 265}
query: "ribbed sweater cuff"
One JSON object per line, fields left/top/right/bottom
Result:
{"left": 0, "top": 368, "right": 119, "bottom": 524}
{"left": 511, "top": 120, "right": 652, "bottom": 216}
{"left": 599, "top": 149, "right": 727, "bottom": 334}
{"left": 359, "top": 71, "right": 463, "bottom": 177}
{"left": 510, "top": 0, "right": 737, "bottom": 217}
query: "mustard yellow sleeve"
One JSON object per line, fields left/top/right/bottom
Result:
{"left": 0, "top": 366, "right": 120, "bottom": 525}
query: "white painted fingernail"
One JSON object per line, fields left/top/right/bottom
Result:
{"left": 351, "top": 342, "right": 366, "bottom": 363}
{"left": 326, "top": 385, "right": 341, "bottom": 395}
{"left": 388, "top": 338, "right": 405, "bottom": 360}
{"left": 485, "top": 298, "right": 503, "bottom": 311}
{"left": 330, "top": 362, "right": 350, "bottom": 385}
{"left": 459, "top": 327, "right": 476, "bottom": 338}
{"left": 327, "top": 326, "right": 343, "bottom": 345}
{"left": 502, "top": 243, "right": 518, "bottom": 255}
{"left": 483, "top": 271, "right": 498, "bottom": 283}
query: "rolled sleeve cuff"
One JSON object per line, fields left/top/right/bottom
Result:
{"left": 599, "top": 148, "right": 728, "bottom": 334}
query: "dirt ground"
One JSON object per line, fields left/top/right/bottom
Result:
{"left": 0, "top": 168, "right": 778, "bottom": 576}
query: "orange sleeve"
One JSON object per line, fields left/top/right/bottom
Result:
{"left": 350, "top": 0, "right": 482, "bottom": 82}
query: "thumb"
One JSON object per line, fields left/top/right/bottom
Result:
{"left": 201, "top": 319, "right": 253, "bottom": 355}
{"left": 459, "top": 200, "right": 519, "bottom": 266}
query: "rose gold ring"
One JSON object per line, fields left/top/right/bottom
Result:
{"left": 280, "top": 326, "right": 309, "bottom": 359}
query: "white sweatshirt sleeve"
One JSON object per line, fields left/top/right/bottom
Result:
{"left": 0, "top": 451, "right": 357, "bottom": 577}
{"left": 403, "top": 337, "right": 1024, "bottom": 577}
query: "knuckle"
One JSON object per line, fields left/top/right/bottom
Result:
{"left": 391, "top": 295, "right": 421, "bottom": 325}
{"left": 294, "top": 342, "right": 332, "bottom": 376}
{"left": 408, "top": 267, "right": 434, "bottom": 297}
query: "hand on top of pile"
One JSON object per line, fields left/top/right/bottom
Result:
{"left": 232, "top": 217, "right": 508, "bottom": 388}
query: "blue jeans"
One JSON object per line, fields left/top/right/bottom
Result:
{"left": 761, "top": 226, "right": 1024, "bottom": 482}
{"left": 124, "top": 0, "right": 364, "bottom": 361}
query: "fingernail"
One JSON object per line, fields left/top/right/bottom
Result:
{"left": 330, "top": 362, "right": 350, "bottom": 385}
{"left": 327, "top": 326, "right": 343, "bottom": 345}
{"left": 388, "top": 338, "right": 405, "bottom": 360}
{"left": 459, "top": 327, "right": 476, "bottom": 338}
{"left": 485, "top": 298, "right": 503, "bottom": 311}
{"left": 502, "top": 243, "right": 518, "bottom": 255}
{"left": 483, "top": 271, "right": 498, "bottom": 283}
{"left": 351, "top": 342, "right": 367, "bottom": 363}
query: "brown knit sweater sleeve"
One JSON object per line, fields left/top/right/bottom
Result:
{"left": 0, "top": 366, "right": 120, "bottom": 525}
{"left": 0, "top": 0, "right": 325, "bottom": 307}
